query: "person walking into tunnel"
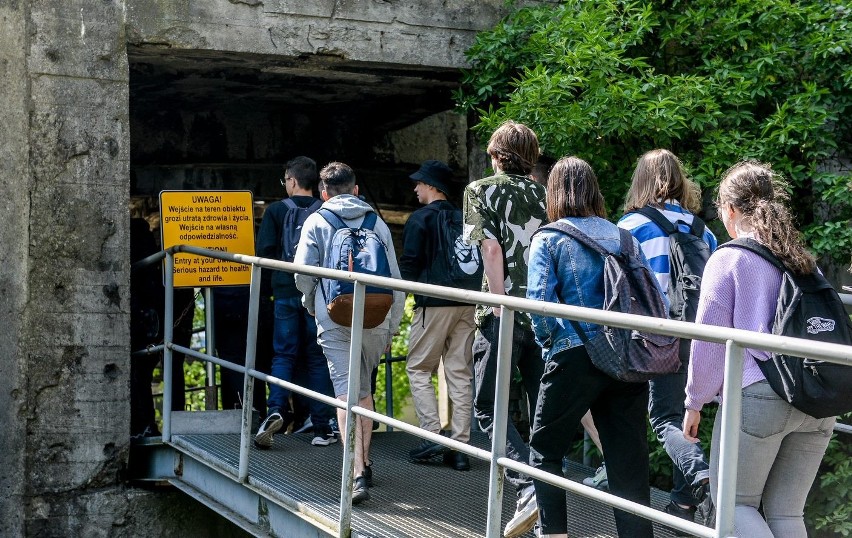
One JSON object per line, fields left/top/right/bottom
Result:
{"left": 254, "top": 156, "right": 337, "bottom": 449}
{"left": 399, "top": 160, "right": 480, "bottom": 471}
{"left": 462, "top": 120, "right": 547, "bottom": 538}
{"left": 684, "top": 161, "right": 837, "bottom": 537}
{"left": 294, "top": 162, "right": 405, "bottom": 504}
{"left": 527, "top": 156, "right": 655, "bottom": 538}
{"left": 618, "top": 148, "right": 718, "bottom": 529}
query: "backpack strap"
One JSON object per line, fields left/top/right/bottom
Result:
{"left": 317, "top": 208, "right": 378, "bottom": 231}
{"left": 633, "top": 206, "right": 706, "bottom": 239}
{"left": 361, "top": 211, "right": 378, "bottom": 231}
{"left": 282, "top": 198, "right": 297, "bottom": 210}
{"left": 539, "top": 221, "right": 612, "bottom": 257}
{"left": 689, "top": 215, "right": 706, "bottom": 238}
{"left": 634, "top": 206, "right": 677, "bottom": 235}
{"left": 718, "top": 238, "right": 789, "bottom": 274}
{"left": 317, "top": 208, "right": 347, "bottom": 230}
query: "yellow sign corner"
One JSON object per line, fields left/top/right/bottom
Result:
{"left": 160, "top": 190, "right": 256, "bottom": 287}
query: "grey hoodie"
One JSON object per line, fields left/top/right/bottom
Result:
{"left": 293, "top": 193, "right": 405, "bottom": 335}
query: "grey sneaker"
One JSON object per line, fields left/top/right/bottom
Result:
{"left": 254, "top": 412, "right": 284, "bottom": 449}
{"left": 504, "top": 485, "right": 538, "bottom": 538}
{"left": 582, "top": 462, "right": 608, "bottom": 490}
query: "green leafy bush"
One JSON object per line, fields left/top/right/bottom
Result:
{"left": 456, "top": 0, "right": 852, "bottom": 263}
{"left": 374, "top": 294, "right": 415, "bottom": 417}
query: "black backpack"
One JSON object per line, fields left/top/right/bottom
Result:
{"left": 632, "top": 207, "right": 711, "bottom": 322}
{"left": 425, "top": 206, "right": 484, "bottom": 291}
{"left": 280, "top": 198, "right": 323, "bottom": 262}
{"left": 720, "top": 238, "right": 852, "bottom": 418}
{"left": 537, "top": 222, "right": 680, "bottom": 382}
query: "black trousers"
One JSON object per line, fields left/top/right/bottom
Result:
{"left": 472, "top": 313, "right": 545, "bottom": 493}
{"left": 529, "top": 345, "right": 652, "bottom": 537}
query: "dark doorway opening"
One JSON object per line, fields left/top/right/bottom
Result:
{"left": 128, "top": 47, "right": 471, "bottom": 236}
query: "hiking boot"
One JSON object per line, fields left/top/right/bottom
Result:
{"left": 352, "top": 476, "right": 370, "bottom": 504}
{"left": 408, "top": 439, "right": 446, "bottom": 461}
{"left": 694, "top": 482, "right": 716, "bottom": 528}
{"left": 254, "top": 411, "right": 285, "bottom": 449}
{"left": 664, "top": 501, "right": 696, "bottom": 537}
{"left": 311, "top": 426, "right": 338, "bottom": 447}
{"left": 504, "top": 485, "right": 538, "bottom": 538}
{"left": 581, "top": 462, "right": 609, "bottom": 491}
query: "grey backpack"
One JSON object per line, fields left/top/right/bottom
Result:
{"left": 537, "top": 222, "right": 680, "bottom": 382}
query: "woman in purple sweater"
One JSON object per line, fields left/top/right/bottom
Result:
{"left": 682, "top": 161, "right": 836, "bottom": 537}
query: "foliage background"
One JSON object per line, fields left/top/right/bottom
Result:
{"left": 456, "top": 1, "right": 852, "bottom": 535}
{"left": 455, "top": 0, "right": 852, "bottom": 264}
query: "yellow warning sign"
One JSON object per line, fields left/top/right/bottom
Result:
{"left": 160, "top": 190, "right": 255, "bottom": 287}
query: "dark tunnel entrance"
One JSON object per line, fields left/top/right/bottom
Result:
{"left": 128, "top": 47, "right": 474, "bottom": 239}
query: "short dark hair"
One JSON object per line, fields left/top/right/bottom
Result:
{"left": 320, "top": 162, "right": 357, "bottom": 197}
{"left": 530, "top": 154, "right": 556, "bottom": 185}
{"left": 546, "top": 156, "right": 606, "bottom": 221}
{"left": 285, "top": 156, "right": 318, "bottom": 191}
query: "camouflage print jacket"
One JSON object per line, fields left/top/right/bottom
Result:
{"left": 462, "top": 172, "right": 547, "bottom": 329}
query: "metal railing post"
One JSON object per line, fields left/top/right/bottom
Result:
{"left": 162, "top": 252, "right": 175, "bottom": 442}
{"left": 238, "top": 264, "right": 263, "bottom": 482}
{"left": 715, "top": 340, "right": 744, "bottom": 537}
{"left": 338, "top": 281, "right": 366, "bottom": 538}
{"left": 203, "top": 287, "right": 218, "bottom": 410}
{"left": 385, "top": 350, "right": 394, "bottom": 432}
{"left": 485, "top": 308, "right": 515, "bottom": 538}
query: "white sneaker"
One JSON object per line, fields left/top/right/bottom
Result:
{"left": 504, "top": 485, "right": 538, "bottom": 538}
{"left": 311, "top": 430, "right": 338, "bottom": 447}
{"left": 254, "top": 412, "right": 284, "bottom": 449}
{"left": 582, "top": 462, "right": 608, "bottom": 490}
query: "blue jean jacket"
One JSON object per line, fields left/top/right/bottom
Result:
{"left": 527, "top": 216, "right": 657, "bottom": 362}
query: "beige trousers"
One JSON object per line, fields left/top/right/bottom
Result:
{"left": 406, "top": 305, "right": 476, "bottom": 443}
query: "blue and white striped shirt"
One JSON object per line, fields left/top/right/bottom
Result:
{"left": 617, "top": 201, "right": 718, "bottom": 298}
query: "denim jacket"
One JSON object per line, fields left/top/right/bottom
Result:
{"left": 527, "top": 216, "right": 657, "bottom": 362}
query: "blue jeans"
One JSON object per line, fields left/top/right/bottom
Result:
{"left": 268, "top": 296, "right": 334, "bottom": 427}
{"left": 648, "top": 342, "right": 710, "bottom": 505}
{"left": 709, "top": 381, "right": 834, "bottom": 538}
{"left": 472, "top": 313, "right": 544, "bottom": 494}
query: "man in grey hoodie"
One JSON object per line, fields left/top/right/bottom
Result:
{"left": 294, "top": 161, "right": 405, "bottom": 504}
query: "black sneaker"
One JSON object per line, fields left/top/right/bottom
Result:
{"left": 254, "top": 411, "right": 285, "bottom": 449}
{"left": 408, "top": 439, "right": 446, "bottom": 461}
{"left": 664, "top": 501, "right": 696, "bottom": 537}
{"left": 352, "top": 476, "right": 370, "bottom": 504}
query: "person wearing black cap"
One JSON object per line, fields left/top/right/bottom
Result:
{"left": 400, "top": 160, "right": 479, "bottom": 471}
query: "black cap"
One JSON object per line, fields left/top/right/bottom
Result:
{"left": 409, "top": 160, "right": 453, "bottom": 195}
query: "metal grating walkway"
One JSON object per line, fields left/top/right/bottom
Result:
{"left": 167, "top": 430, "right": 684, "bottom": 537}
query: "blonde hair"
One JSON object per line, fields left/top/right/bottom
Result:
{"left": 718, "top": 161, "right": 816, "bottom": 275}
{"left": 486, "top": 120, "right": 540, "bottom": 175}
{"left": 623, "top": 149, "right": 701, "bottom": 213}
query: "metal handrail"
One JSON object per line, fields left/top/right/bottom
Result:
{"left": 146, "top": 244, "right": 852, "bottom": 538}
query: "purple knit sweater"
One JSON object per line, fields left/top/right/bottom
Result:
{"left": 685, "top": 246, "right": 783, "bottom": 411}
